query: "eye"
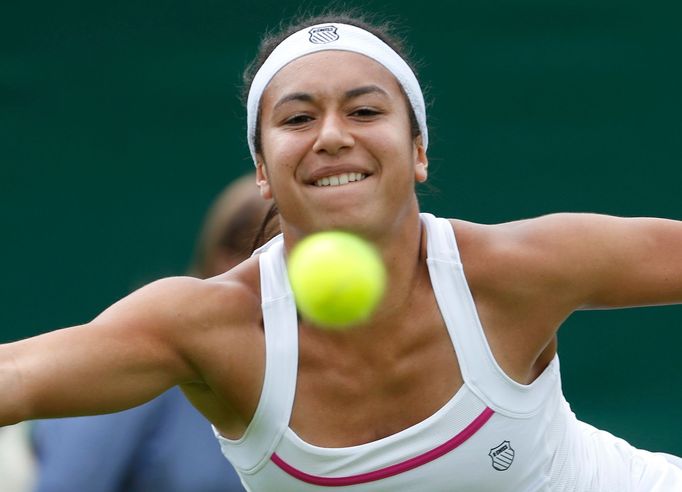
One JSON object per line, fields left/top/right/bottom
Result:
{"left": 350, "top": 107, "right": 382, "bottom": 118}
{"left": 284, "top": 114, "right": 313, "bottom": 126}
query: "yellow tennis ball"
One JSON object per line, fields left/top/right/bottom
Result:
{"left": 287, "top": 231, "right": 386, "bottom": 329}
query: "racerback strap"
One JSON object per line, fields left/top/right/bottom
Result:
{"left": 214, "top": 235, "right": 299, "bottom": 473}
{"left": 421, "top": 213, "right": 559, "bottom": 417}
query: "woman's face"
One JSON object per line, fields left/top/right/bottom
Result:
{"left": 256, "top": 50, "right": 427, "bottom": 240}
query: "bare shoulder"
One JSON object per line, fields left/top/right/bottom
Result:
{"left": 0, "top": 257, "right": 265, "bottom": 425}
{"left": 450, "top": 213, "right": 614, "bottom": 278}
{"left": 444, "top": 213, "right": 682, "bottom": 379}
{"left": 452, "top": 211, "right": 608, "bottom": 247}
{"left": 445, "top": 214, "right": 607, "bottom": 378}
{"left": 94, "top": 256, "right": 263, "bottom": 344}
{"left": 450, "top": 212, "right": 682, "bottom": 308}
{"left": 451, "top": 213, "right": 600, "bottom": 292}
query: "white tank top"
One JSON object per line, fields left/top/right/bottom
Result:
{"left": 213, "top": 213, "right": 682, "bottom": 491}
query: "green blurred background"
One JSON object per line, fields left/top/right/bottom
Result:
{"left": 2, "top": 0, "right": 680, "bottom": 454}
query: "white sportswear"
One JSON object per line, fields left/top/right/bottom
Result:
{"left": 214, "top": 213, "right": 682, "bottom": 491}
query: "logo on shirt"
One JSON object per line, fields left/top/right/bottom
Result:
{"left": 308, "top": 25, "right": 339, "bottom": 44}
{"left": 489, "top": 441, "right": 514, "bottom": 471}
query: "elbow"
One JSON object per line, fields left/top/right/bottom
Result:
{"left": 0, "top": 353, "right": 32, "bottom": 426}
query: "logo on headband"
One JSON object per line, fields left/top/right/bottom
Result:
{"left": 308, "top": 25, "right": 339, "bottom": 44}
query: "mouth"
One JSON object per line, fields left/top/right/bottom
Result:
{"left": 313, "top": 172, "right": 368, "bottom": 188}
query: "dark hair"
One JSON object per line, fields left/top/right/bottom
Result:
{"left": 190, "top": 173, "right": 272, "bottom": 277}
{"left": 245, "top": 10, "right": 425, "bottom": 249}
{"left": 251, "top": 201, "right": 280, "bottom": 252}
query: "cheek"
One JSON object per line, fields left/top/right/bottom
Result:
{"left": 375, "top": 132, "right": 417, "bottom": 171}
{"left": 261, "top": 130, "right": 309, "bottom": 170}
{"left": 363, "top": 125, "right": 401, "bottom": 157}
{"left": 370, "top": 113, "right": 415, "bottom": 163}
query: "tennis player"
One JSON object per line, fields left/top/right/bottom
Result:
{"left": 1, "top": 12, "right": 681, "bottom": 491}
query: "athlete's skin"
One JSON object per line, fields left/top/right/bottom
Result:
{"left": 1, "top": 51, "right": 682, "bottom": 451}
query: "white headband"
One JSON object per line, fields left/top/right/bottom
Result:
{"left": 246, "top": 23, "right": 428, "bottom": 164}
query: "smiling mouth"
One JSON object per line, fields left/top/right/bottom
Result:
{"left": 314, "top": 172, "right": 368, "bottom": 187}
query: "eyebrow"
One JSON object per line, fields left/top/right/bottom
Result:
{"left": 272, "top": 85, "right": 390, "bottom": 112}
{"left": 344, "top": 85, "right": 390, "bottom": 100}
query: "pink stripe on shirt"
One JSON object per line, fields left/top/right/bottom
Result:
{"left": 271, "top": 406, "right": 494, "bottom": 487}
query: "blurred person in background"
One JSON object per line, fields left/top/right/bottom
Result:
{"left": 30, "top": 174, "right": 269, "bottom": 492}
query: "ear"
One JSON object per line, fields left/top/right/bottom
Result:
{"left": 256, "top": 159, "right": 273, "bottom": 199}
{"left": 413, "top": 136, "right": 428, "bottom": 183}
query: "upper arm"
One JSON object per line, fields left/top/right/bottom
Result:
{"left": 0, "top": 276, "right": 224, "bottom": 424}
{"left": 496, "top": 213, "right": 682, "bottom": 310}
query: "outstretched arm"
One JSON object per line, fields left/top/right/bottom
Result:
{"left": 0, "top": 276, "right": 205, "bottom": 426}
{"left": 513, "top": 213, "right": 682, "bottom": 309}
{"left": 456, "top": 213, "right": 682, "bottom": 379}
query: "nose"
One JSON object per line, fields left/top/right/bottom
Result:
{"left": 312, "top": 112, "right": 354, "bottom": 155}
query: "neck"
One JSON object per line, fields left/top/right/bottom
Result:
{"left": 370, "top": 211, "right": 427, "bottom": 322}
{"left": 285, "top": 208, "right": 428, "bottom": 338}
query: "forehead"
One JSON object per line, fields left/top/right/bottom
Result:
{"left": 262, "top": 51, "right": 404, "bottom": 106}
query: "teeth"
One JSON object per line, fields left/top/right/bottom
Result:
{"left": 314, "top": 172, "right": 367, "bottom": 187}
